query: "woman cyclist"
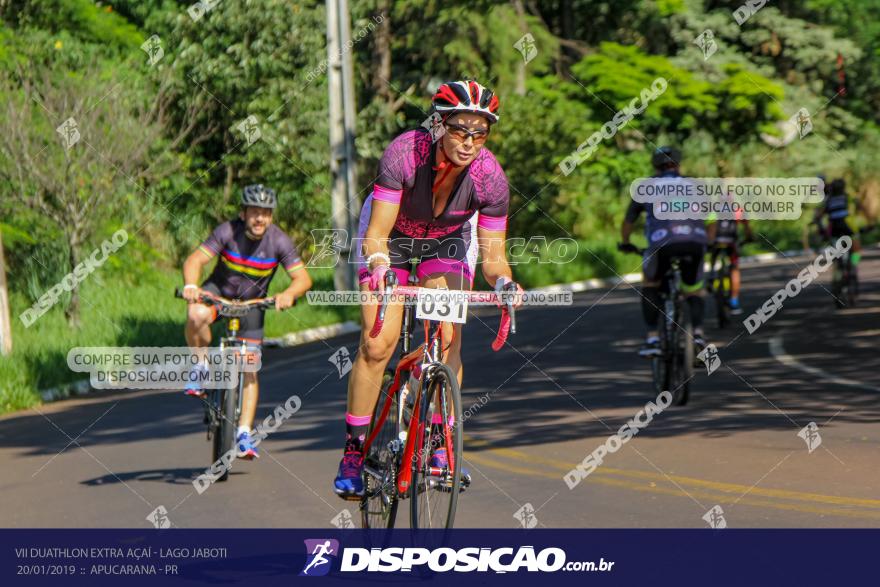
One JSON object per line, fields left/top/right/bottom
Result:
{"left": 333, "top": 80, "right": 523, "bottom": 498}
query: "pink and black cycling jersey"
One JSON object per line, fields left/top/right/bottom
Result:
{"left": 199, "top": 219, "right": 304, "bottom": 300}
{"left": 355, "top": 129, "right": 509, "bottom": 284}
{"left": 373, "top": 129, "right": 510, "bottom": 237}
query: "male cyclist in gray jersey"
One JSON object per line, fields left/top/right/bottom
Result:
{"left": 619, "top": 146, "right": 713, "bottom": 357}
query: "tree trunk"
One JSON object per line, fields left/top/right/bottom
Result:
{"left": 371, "top": 0, "right": 392, "bottom": 105}
{"left": 0, "top": 228, "right": 12, "bottom": 355}
{"left": 512, "top": 0, "right": 527, "bottom": 96}
{"left": 65, "top": 234, "right": 81, "bottom": 327}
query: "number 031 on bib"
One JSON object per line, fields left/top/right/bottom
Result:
{"left": 415, "top": 290, "right": 468, "bottom": 324}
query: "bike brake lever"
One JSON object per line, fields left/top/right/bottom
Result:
{"left": 502, "top": 282, "right": 518, "bottom": 335}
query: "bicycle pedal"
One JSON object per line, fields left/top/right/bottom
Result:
{"left": 336, "top": 493, "right": 363, "bottom": 502}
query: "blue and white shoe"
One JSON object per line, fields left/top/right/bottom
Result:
{"left": 639, "top": 336, "right": 661, "bottom": 358}
{"left": 729, "top": 297, "right": 743, "bottom": 315}
{"left": 236, "top": 431, "right": 259, "bottom": 460}
{"left": 431, "top": 447, "right": 471, "bottom": 490}
{"left": 333, "top": 449, "right": 364, "bottom": 499}
{"left": 183, "top": 364, "right": 209, "bottom": 398}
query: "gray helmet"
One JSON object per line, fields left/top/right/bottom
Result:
{"left": 241, "top": 184, "right": 277, "bottom": 209}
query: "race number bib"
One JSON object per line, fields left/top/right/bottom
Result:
{"left": 415, "top": 290, "right": 468, "bottom": 324}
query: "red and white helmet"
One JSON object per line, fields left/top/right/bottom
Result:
{"left": 431, "top": 80, "right": 500, "bottom": 124}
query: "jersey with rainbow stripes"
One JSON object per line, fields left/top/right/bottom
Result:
{"left": 199, "top": 219, "right": 303, "bottom": 299}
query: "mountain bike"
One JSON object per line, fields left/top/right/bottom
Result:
{"left": 175, "top": 288, "right": 275, "bottom": 482}
{"left": 812, "top": 221, "right": 859, "bottom": 309}
{"left": 831, "top": 248, "right": 858, "bottom": 309}
{"left": 359, "top": 265, "right": 517, "bottom": 529}
{"left": 620, "top": 246, "right": 694, "bottom": 406}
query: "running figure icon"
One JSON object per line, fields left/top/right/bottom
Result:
{"left": 300, "top": 539, "right": 338, "bottom": 576}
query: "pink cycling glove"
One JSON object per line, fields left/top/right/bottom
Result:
{"left": 368, "top": 264, "right": 389, "bottom": 291}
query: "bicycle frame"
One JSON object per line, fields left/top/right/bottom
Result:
{"left": 362, "top": 292, "right": 453, "bottom": 496}
{"left": 362, "top": 260, "right": 514, "bottom": 499}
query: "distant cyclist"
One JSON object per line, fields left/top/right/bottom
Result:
{"left": 708, "top": 218, "right": 753, "bottom": 315}
{"left": 333, "top": 80, "right": 523, "bottom": 498}
{"left": 619, "top": 146, "right": 711, "bottom": 357}
{"left": 814, "top": 177, "right": 861, "bottom": 269}
{"left": 180, "top": 185, "right": 313, "bottom": 459}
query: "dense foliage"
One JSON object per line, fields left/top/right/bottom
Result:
{"left": 0, "top": 0, "right": 878, "bottom": 409}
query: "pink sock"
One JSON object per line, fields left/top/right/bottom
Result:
{"left": 346, "top": 413, "right": 371, "bottom": 426}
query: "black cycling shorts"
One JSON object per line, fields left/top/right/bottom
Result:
{"left": 200, "top": 281, "right": 265, "bottom": 346}
{"left": 643, "top": 242, "right": 706, "bottom": 292}
{"left": 830, "top": 219, "right": 854, "bottom": 239}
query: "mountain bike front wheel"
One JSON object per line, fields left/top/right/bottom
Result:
{"left": 410, "top": 363, "right": 463, "bottom": 530}
{"left": 212, "top": 380, "right": 239, "bottom": 482}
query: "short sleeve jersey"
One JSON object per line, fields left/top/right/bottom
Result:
{"left": 199, "top": 219, "right": 303, "bottom": 299}
{"left": 624, "top": 171, "right": 708, "bottom": 248}
{"left": 372, "top": 129, "right": 510, "bottom": 238}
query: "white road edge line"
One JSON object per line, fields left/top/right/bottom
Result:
{"left": 768, "top": 332, "right": 880, "bottom": 393}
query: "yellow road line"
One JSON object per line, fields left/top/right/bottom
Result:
{"left": 465, "top": 436, "right": 880, "bottom": 513}
{"left": 464, "top": 452, "right": 880, "bottom": 521}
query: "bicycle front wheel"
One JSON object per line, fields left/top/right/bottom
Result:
{"left": 361, "top": 371, "right": 400, "bottom": 529}
{"left": 410, "top": 363, "right": 462, "bottom": 530}
{"left": 213, "top": 383, "right": 239, "bottom": 482}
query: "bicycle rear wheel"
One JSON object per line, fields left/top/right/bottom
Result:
{"left": 361, "top": 371, "right": 400, "bottom": 528}
{"left": 410, "top": 363, "right": 462, "bottom": 530}
{"left": 668, "top": 302, "right": 694, "bottom": 406}
{"left": 847, "top": 265, "right": 858, "bottom": 307}
{"left": 715, "top": 265, "right": 730, "bottom": 329}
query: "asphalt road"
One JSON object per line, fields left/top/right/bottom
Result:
{"left": 3, "top": 249, "right": 879, "bottom": 529}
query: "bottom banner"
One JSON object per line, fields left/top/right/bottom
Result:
{"left": 2, "top": 529, "right": 874, "bottom": 585}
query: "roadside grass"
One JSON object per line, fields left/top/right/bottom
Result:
{"left": 0, "top": 267, "right": 356, "bottom": 414}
